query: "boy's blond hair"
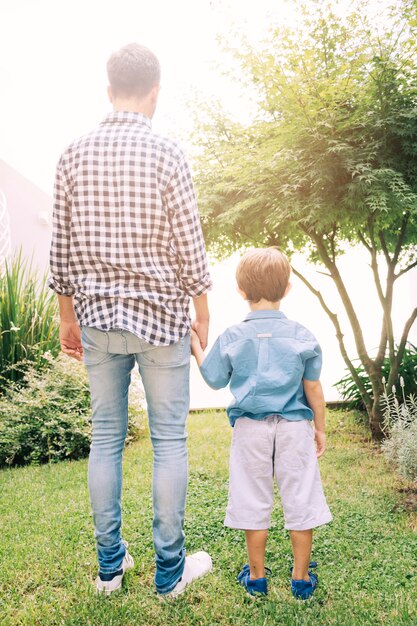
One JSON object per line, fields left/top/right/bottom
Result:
{"left": 236, "top": 247, "right": 291, "bottom": 303}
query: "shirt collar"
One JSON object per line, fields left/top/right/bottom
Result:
{"left": 244, "top": 310, "right": 287, "bottom": 322}
{"left": 100, "top": 110, "right": 152, "bottom": 129}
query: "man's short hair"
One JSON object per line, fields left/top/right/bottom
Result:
{"left": 236, "top": 247, "right": 291, "bottom": 303}
{"left": 107, "top": 43, "right": 161, "bottom": 99}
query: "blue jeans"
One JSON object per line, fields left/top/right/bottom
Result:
{"left": 81, "top": 327, "right": 190, "bottom": 594}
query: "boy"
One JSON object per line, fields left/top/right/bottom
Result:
{"left": 191, "top": 247, "right": 332, "bottom": 600}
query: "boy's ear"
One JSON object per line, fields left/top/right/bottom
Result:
{"left": 237, "top": 286, "right": 248, "bottom": 300}
{"left": 283, "top": 282, "right": 292, "bottom": 298}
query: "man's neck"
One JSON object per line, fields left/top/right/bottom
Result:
{"left": 112, "top": 98, "right": 153, "bottom": 118}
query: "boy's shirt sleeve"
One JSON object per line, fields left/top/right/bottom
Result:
{"left": 303, "top": 340, "right": 322, "bottom": 381}
{"left": 199, "top": 335, "right": 232, "bottom": 389}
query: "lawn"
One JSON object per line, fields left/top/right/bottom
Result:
{"left": 1, "top": 409, "right": 417, "bottom": 626}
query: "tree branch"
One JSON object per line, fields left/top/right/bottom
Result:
{"left": 361, "top": 223, "right": 392, "bottom": 369}
{"left": 329, "top": 223, "right": 337, "bottom": 264}
{"left": 291, "top": 265, "right": 372, "bottom": 410}
{"left": 302, "top": 225, "right": 374, "bottom": 373}
{"left": 387, "top": 307, "right": 417, "bottom": 389}
{"left": 393, "top": 212, "right": 409, "bottom": 265}
{"left": 357, "top": 230, "right": 372, "bottom": 253}
{"left": 378, "top": 230, "right": 392, "bottom": 266}
{"left": 375, "top": 322, "right": 388, "bottom": 370}
{"left": 395, "top": 259, "right": 417, "bottom": 280}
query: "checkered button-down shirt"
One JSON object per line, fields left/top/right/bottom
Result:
{"left": 49, "top": 111, "right": 212, "bottom": 345}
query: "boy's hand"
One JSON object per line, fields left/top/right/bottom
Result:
{"left": 315, "top": 430, "right": 326, "bottom": 458}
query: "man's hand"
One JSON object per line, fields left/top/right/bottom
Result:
{"left": 190, "top": 328, "right": 206, "bottom": 367}
{"left": 60, "top": 321, "right": 83, "bottom": 361}
{"left": 190, "top": 329, "right": 201, "bottom": 356}
{"left": 192, "top": 319, "right": 209, "bottom": 350}
{"left": 192, "top": 294, "right": 210, "bottom": 350}
{"left": 315, "top": 430, "right": 326, "bottom": 458}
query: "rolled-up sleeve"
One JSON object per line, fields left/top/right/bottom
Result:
{"left": 48, "top": 160, "right": 75, "bottom": 296}
{"left": 303, "top": 342, "right": 322, "bottom": 381}
{"left": 164, "top": 155, "right": 212, "bottom": 297}
{"left": 200, "top": 336, "right": 232, "bottom": 389}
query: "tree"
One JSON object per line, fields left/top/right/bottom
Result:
{"left": 191, "top": 0, "right": 417, "bottom": 439}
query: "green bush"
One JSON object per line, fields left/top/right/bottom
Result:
{"left": 0, "top": 253, "right": 60, "bottom": 390}
{"left": 334, "top": 345, "right": 417, "bottom": 411}
{"left": 0, "top": 355, "right": 146, "bottom": 467}
{"left": 381, "top": 387, "right": 417, "bottom": 483}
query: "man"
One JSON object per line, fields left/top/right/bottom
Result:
{"left": 49, "top": 43, "right": 213, "bottom": 597}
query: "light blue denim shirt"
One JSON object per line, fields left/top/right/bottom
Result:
{"left": 199, "top": 310, "right": 322, "bottom": 426}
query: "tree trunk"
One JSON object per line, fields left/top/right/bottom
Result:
{"left": 368, "top": 383, "right": 385, "bottom": 441}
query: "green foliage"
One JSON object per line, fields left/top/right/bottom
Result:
{"left": 381, "top": 389, "right": 417, "bottom": 482}
{"left": 0, "top": 252, "right": 60, "bottom": 390}
{"left": 192, "top": 2, "right": 417, "bottom": 262}
{"left": 190, "top": 0, "right": 417, "bottom": 437}
{"left": 0, "top": 355, "right": 145, "bottom": 467}
{"left": 334, "top": 344, "right": 417, "bottom": 411}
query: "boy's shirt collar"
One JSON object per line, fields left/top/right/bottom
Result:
{"left": 244, "top": 310, "right": 287, "bottom": 322}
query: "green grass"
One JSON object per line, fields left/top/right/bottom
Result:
{"left": 1, "top": 410, "right": 417, "bottom": 625}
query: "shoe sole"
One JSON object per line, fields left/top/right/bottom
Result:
{"left": 96, "top": 555, "right": 134, "bottom": 596}
{"left": 97, "top": 579, "right": 123, "bottom": 596}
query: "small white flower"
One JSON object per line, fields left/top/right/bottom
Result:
{"left": 400, "top": 377, "right": 405, "bottom": 388}
{"left": 382, "top": 376, "right": 386, "bottom": 385}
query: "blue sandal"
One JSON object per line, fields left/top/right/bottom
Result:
{"left": 290, "top": 562, "right": 318, "bottom": 600}
{"left": 291, "top": 572, "right": 318, "bottom": 600}
{"left": 237, "top": 564, "right": 271, "bottom": 597}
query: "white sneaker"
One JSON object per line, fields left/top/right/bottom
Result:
{"left": 161, "top": 551, "right": 213, "bottom": 598}
{"left": 96, "top": 543, "right": 134, "bottom": 595}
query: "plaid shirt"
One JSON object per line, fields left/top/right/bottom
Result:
{"left": 49, "top": 111, "right": 212, "bottom": 345}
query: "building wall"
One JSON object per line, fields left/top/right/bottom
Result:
{"left": 0, "top": 159, "right": 52, "bottom": 273}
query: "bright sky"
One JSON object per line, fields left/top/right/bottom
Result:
{"left": 1, "top": 0, "right": 414, "bottom": 407}
{"left": 1, "top": 0, "right": 283, "bottom": 193}
{"left": 1, "top": 0, "right": 385, "bottom": 194}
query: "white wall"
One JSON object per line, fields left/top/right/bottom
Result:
{"left": 0, "top": 160, "right": 52, "bottom": 273}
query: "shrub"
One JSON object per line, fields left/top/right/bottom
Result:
{"left": 334, "top": 345, "right": 417, "bottom": 411}
{"left": 0, "top": 355, "right": 145, "bottom": 467}
{"left": 0, "top": 253, "right": 60, "bottom": 390}
{"left": 381, "top": 382, "right": 417, "bottom": 483}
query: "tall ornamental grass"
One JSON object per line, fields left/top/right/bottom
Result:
{"left": 381, "top": 378, "right": 417, "bottom": 483}
{"left": 0, "top": 252, "right": 60, "bottom": 390}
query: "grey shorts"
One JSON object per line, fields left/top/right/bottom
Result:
{"left": 225, "top": 416, "right": 333, "bottom": 531}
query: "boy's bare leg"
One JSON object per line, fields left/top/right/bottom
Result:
{"left": 290, "top": 529, "right": 313, "bottom": 581}
{"left": 245, "top": 529, "right": 268, "bottom": 579}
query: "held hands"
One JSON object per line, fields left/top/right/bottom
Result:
{"left": 315, "top": 430, "right": 326, "bottom": 458}
{"left": 192, "top": 318, "right": 209, "bottom": 350}
{"left": 190, "top": 329, "right": 202, "bottom": 357}
{"left": 59, "top": 321, "right": 83, "bottom": 361}
{"left": 190, "top": 329, "right": 207, "bottom": 368}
